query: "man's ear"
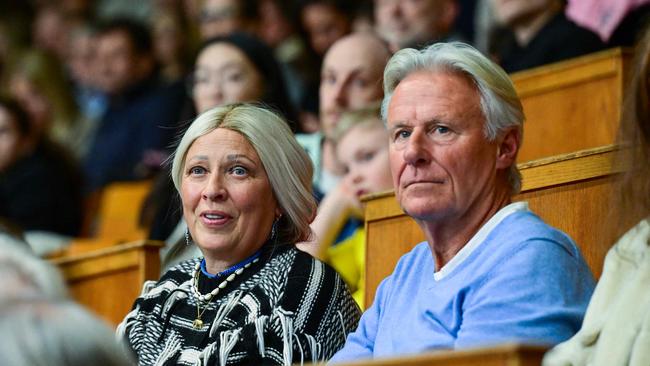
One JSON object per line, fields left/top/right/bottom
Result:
{"left": 496, "top": 128, "right": 520, "bottom": 170}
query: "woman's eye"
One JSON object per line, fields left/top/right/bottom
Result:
{"left": 189, "top": 166, "right": 206, "bottom": 175}
{"left": 230, "top": 166, "right": 248, "bottom": 176}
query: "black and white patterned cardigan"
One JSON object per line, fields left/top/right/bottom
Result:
{"left": 118, "top": 244, "right": 361, "bottom": 365}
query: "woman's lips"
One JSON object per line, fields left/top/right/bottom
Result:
{"left": 200, "top": 211, "right": 232, "bottom": 226}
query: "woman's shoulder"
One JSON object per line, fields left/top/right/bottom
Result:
{"left": 141, "top": 257, "right": 199, "bottom": 297}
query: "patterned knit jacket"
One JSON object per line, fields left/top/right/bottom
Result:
{"left": 118, "top": 244, "right": 361, "bottom": 365}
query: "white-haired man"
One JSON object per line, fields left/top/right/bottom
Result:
{"left": 330, "top": 42, "right": 595, "bottom": 362}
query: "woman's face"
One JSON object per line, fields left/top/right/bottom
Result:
{"left": 0, "top": 107, "right": 25, "bottom": 173}
{"left": 181, "top": 128, "right": 279, "bottom": 269}
{"left": 192, "top": 43, "right": 264, "bottom": 114}
{"left": 9, "top": 75, "right": 51, "bottom": 138}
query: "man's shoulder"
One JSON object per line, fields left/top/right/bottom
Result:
{"left": 485, "top": 209, "right": 584, "bottom": 268}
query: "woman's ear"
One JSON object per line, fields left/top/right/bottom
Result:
{"left": 496, "top": 128, "right": 520, "bottom": 170}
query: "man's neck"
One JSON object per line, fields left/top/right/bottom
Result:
{"left": 419, "top": 187, "right": 512, "bottom": 271}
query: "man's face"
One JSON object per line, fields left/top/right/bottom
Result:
{"left": 387, "top": 71, "right": 502, "bottom": 224}
{"left": 374, "top": 0, "right": 454, "bottom": 50}
{"left": 319, "top": 35, "right": 387, "bottom": 137}
{"left": 95, "top": 30, "right": 142, "bottom": 95}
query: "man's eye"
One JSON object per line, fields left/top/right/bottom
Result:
{"left": 434, "top": 126, "right": 450, "bottom": 134}
{"left": 395, "top": 130, "right": 411, "bottom": 140}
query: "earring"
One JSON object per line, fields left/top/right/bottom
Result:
{"left": 270, "top": 216, "right": 281, "bottom": 242}
{"left": 185, "top": 227, "right": 191, "bottom": 246}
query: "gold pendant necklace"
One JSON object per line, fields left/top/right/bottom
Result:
{"left": 190, "top": 257, "right": 260, "bottom": 329}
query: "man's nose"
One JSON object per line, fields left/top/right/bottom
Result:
{"left": 403, "top": 130, "right": 431, "bottom": 166}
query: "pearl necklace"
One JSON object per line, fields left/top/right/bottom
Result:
{"left": 190, "top": 252, "right": 261, "bottom": 329}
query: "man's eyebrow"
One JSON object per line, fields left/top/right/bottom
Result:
{"left": 388, "top": 122, "right": 410, "bottom": 131}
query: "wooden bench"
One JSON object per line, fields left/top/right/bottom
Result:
{"left": 512, "top": 48, "right": 631, "bottom": 162}
{"left": 49, "top": 240, "right": 163, "bottom": 325}
{"left": 73, "top": 180, "right": 153, "bottom": 247}
{"left": 363, "top": 145, "right": 633, "bottom": 307}
{"left": 331, "top": 343, "right": 547, "bottom": 366}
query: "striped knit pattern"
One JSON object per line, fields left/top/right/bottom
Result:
{"left": 119, "top": 245, "right": 361, "bottom": 365}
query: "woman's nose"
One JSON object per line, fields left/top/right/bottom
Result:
{"left": 201, "top": 174, "right": 227, "bottom": 201}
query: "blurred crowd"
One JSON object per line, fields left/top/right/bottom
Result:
{"left": 0, "top": 0, "right": 647, "bottom": 243}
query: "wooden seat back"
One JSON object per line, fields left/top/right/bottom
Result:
{"left": 512, "top": 48, "right": 631, "bottom": 162}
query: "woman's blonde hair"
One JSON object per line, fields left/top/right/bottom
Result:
{"left": 171, "top": 103, "right": 316, "bottom": 243}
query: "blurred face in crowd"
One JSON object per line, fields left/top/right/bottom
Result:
{"left": 387, "top": 70, "right": 514, "bottom": 224}
{"left": 199, "top": 0, "right": 242, "bottom": 39}
{"left": 9, "top": 75, "right": 51, "bottom": 138}
{"left": 180, "top": 128, "right": 279, "bottom": 270}
{"left": 153, "top": 13, "right": 186, "bottom": 68}
{"left": 301, "top": 3, "right": 350, "bottom": 55}
{"left": 95, "top": 30, "right": 151, "bottom": 95}
{"left": 192, "top": 42, "right": 264, "bottom": 114}
{"left": 491, "top": 0, "right": 555, "bottom": 27}
{"left": 67, "top": 30, "right": 99, "bottom": 88}
{"left": 0, "top": 107, "right": 25, "bottom": 172}
{"left": 319, "top": 33, "right": 389, "bottom": 137}
{"left": 258, "top": 0, "right": 292, "bottom": 48}
{"left": 374, "top": 0, "right": 457, "bottom": 51}
{"left": 336, "top": 121, "right": 393, "bottom": 199}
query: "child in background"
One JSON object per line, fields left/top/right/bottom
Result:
{"left": 299, "top": 107, "right": 393, "bottom": 307}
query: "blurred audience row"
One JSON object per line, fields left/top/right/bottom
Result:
{"left": 0, "top": 0, "right": 648, "bottom": 278}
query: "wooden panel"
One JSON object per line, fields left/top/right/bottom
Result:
{"left": 331, "top": 343, "right": 547, "bottom": 366}
{"left": 364, "top": 146, "right": 630, "bottom": 307}
{"left": 51, "top": 240, "right": 163, "bottom": 325}
{"left": 511, "top": 48, "right": 631, "bottom": 162}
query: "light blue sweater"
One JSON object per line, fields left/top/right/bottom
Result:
{"left": 331, "top": 203, "right": 595, "bottom": 363}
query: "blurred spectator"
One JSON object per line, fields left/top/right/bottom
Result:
{"left": 0, "top": 220, "right": 68, "bottom": 300}
{"left": 298, "top": 107, "right": 393, "bottom": 307}
{"left": 300, "top": 32, "right": 390, "bottom": 197}
{"left": 0, "top": 96, "right": 83, "bottom": 238}
{"left": 0, "top": 298, "right": 135, "bottom": 366}
{"left": 6, "top": 49, "right": 88, "bottom": 157}
{"left": 374, "top": 0, "right": 461, "bottom": 52}
{"left": 566, "top": 0, "right": 650, "bottom": 47}
{"left": 65, "top": 23, "right": 108, "bottom": 126}
{"left": 299, "top": 0, "right": 353, "bottom": 57}
{"left": 257, "top": 0, "right": 320, "bottom": 118}
{"left": 197, "top": 0, "right": 259, "bottom": 40}
{"left": 151, "top": 3, "right": 197, "bottom": 84}
{"left": 32, "top": 5, "right": 71, "bottom": 61}
{"left": 490, "top": 0, "right": 606, "bottom": 73}
{"left": 83, "top": 18, "right": 185, "bottom": 193}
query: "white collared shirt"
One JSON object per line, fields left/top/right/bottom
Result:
{"left": 434, "top": 201, "right": 529, "bottom": 281}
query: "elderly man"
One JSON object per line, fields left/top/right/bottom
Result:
{"left": 330, "top": 42, "right": 595, "bottom": 362}
{"left": 374, "top": 0, "right": 461, "bottom": 52}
